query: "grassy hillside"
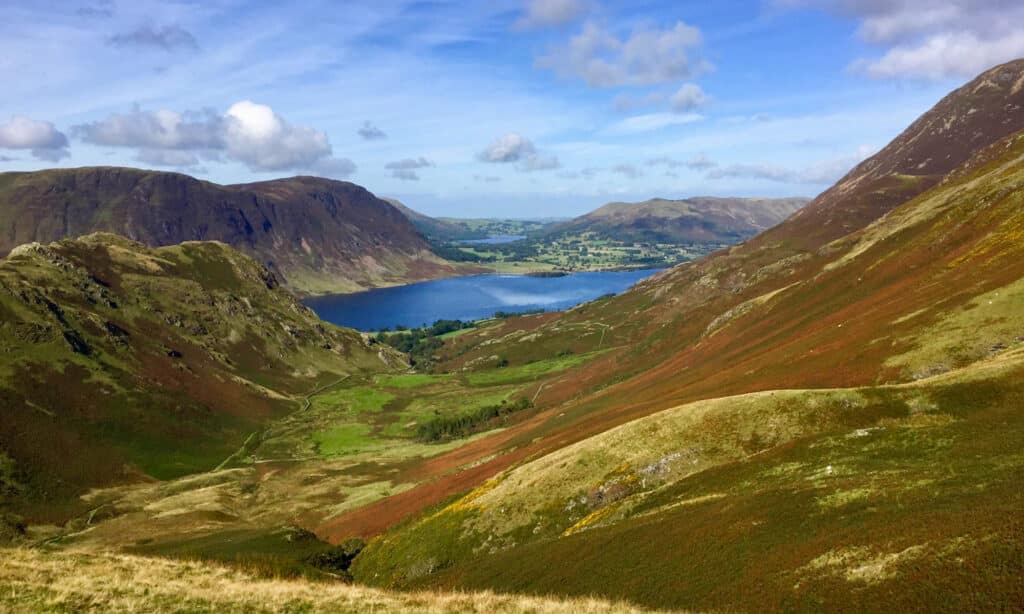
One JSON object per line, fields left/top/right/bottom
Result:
{"left": 0, "top": 233, "right": 402, "bottom": 521}
{"left": 546, "top": 197, "right": 808, "bottom": 243}
{"left": 0, "top": 168, "right": 475, "bottom": 295}
{"left": 339, "top": 64, "right": 1024, "bottom": 609}
{"left": 353, "top": 350, "right": 1024, "bottom": 611}
{"left": 0, "top": 548, "right": 661, "bottom": 613}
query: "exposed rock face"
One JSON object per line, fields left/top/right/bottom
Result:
{"left": 0, "top": 168, "right": 461, "bottom": 294}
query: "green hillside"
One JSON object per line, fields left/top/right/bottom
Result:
{"left": 0, "top": 233, "right": 402, "bottom": 521}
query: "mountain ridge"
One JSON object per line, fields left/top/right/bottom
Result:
{"left": 0, "top": 167, "right": 475, "bottom": 295}
{"left": 545, "top": 196, "right": 809, "bottom": 243}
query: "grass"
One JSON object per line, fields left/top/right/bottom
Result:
{"left": 464, "top": 351, "right": 602, "bottom": 386}
{"left": 353, "top": 352, "right": 1024, "bottom": 613}
{"left": 311, "top": 387, "right": 395, "bottom": 414}
{"left": 312, "top": 424, "right": 379, "bottom": 456}
{"left": 373, "top": 373, "right": 452, "bottom": 389}
{"left": 0, "top": 548, "right": 662, "bottom": 613}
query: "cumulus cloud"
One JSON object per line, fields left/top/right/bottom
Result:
{"left": 107, "top": 24, "right": 199, "bottom": 51}
{"left": 477, "top": 133, "right": 561, "bottom": 172}
{"left": 358, "top": 121, "right": 387, "bottom": 140}
{"left": 612, "top": 163, "right": 642, "bottom": 179}
{"left": 0, "top": 116, "right": 70, "bottom": 161}
{"left": 781, "top": 0, "right": 1024, "bottom": 80}
{"left": 385, "top": 157, "right": 434, "bottom": 181}
{"left": 515, "top": 0, "right": 587, "bottom": 30}
{"left": 537, "top": 20, "right": 710, "bottom": 87}
{"left": 73, "top": 101, "right": 354, "bottom": 176}
{"left": 670, "top": 83, "right": 711, "bottom": 112}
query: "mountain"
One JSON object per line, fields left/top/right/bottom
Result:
{"left": 0, "top": 168, "right": 471, "bottom": 295}
{"left": 546, "top": 196, "right": 809, "bottom": 243}
{"left": 0, "top": 233, "right": 402, "bottom": 521}
{"left": 383, "top": 198, "right": 469, "bottom": 241}
{"left": 338, "top": 60, "right": 1024, "bottom": 610}
{"left": 5, "top": 59, "right": 1024, "bottom": 614}
{"left": 387, "top": 198, "right": 557, "bottom": 242}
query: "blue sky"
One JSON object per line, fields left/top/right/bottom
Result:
{"left": 1, "top": 0, "right": 1022, "bottom": 217}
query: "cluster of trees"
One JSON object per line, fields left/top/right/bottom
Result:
{"left": 374, "top": 319, "right": 472, "bottom": 366}
{"left": 417, "top": 398, "right": 534, "bottom": 442}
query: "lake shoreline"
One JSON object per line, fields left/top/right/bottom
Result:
{"left": 305, "top": 268, "right": 663, "bottom": 331}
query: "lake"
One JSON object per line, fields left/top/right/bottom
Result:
{"left": 305, "top": 269, "right": 662, "bottom": 331}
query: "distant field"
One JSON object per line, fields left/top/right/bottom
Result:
{"left": 437, "top": 231, "right": 725, "bottom": 273}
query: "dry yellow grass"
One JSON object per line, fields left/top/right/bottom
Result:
{"left": 0, "top": 548, "right": 663, "bottom": 613}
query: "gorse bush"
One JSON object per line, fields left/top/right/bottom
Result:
{"left": 417, "top": 398, "right": 533, "bottom": 442}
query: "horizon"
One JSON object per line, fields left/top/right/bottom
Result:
{"left": 2, "top": 1, "right": 1022, "bottom": 217}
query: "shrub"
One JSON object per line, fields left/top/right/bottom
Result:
{"left": 416, "top": 398, "right": 533, "bottom": 442}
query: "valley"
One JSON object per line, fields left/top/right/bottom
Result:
{"left": 2, "top": 6, "right": 1024, "bottom": 611}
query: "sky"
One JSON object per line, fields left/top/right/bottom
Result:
{"left": 1, "top": 0, "right": 1022, "bottom": 218}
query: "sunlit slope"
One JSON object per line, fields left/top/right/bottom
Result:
{"left": 322, "top": 122, "right": 1024, "bottom": 544}
{"left": 0, "top": 548, "right": 662, "bottom": 614}
{"left": 350, "top": 123, "right": 1024, "bottom": 608}
{"left": 0, "top": 233, "right": 401, "bottom": 520}
{"left": 356, "top": 348, "right": 1024, "bottom": 612}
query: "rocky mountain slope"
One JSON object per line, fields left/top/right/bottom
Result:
{"left": 0, "top": 168, "right": 467, "bottom": 295}
{"left": 546, "top": 196, "right": 808, "bottom": 243}
{"left": 0, "top": 233, "right": 402, "bottom": 522}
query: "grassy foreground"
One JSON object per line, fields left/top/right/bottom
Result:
{"left": 0, "top": 548, "right": 660, "bottom": 613}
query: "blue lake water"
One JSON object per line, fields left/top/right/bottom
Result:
{"left": 305, "top": 269, "right": 662, "bottom": 331}
{"left": 458, "top": 235, "right": 526, "bottom": 245}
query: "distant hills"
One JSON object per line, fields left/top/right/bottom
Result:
{"left": 0, "top": 168, "right": 472, "bottom": 295}
{"left": 390, "top": 195, "right": 807, "bottom": 246}
{"left": 386, "top": 198, "right": 552, "bottom": 243}
{"left": 545, "top": 196, "right": 808, "bottom": 243}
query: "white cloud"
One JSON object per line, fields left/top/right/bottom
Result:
{"left": 0, "top": 116, "right": 70, "bottom": 161}
{"left": 478, "top": 133, "right": 536, "bottom": 163}
{"left": 537, "top": 21, "right": 710, "bottom": 87}
{"left": 223, "top": 100, "right": 333, "bottom": 171}
{"left": 670, "top": 83, "right": 711, "bottom": 112}
{"left": 358, "top": 121, "right": 387, "bottom": 140}
{"left": 385, "top": 157, "right": 434, "bottom": 181}
{"left": 605, "top": 112, "right": 704, "bottom": 135}
{"left": 515, "top": 0, "right": 587, "bottom": 30}
{"left": 854, "top": 31, "right": 1024, "bottom": 80}
{"left": 477, "top": 133, "right": 561, "bottom": 172}
{"left": 782, "top": 0, "right": 1024, "bottom": 80}
{"left": 73, "top": 101, "right": 354, "bottom": 176}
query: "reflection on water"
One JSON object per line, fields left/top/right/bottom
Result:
{"left": 305, "top": 269, "right": 662, "bottom": 331}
